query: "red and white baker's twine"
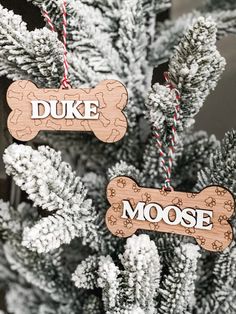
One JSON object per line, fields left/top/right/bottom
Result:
{"left": 153, "top": 72, "right": 180, "bottom": 191}
{"left": 43, "top": 0, "right": 70, "bottom": 89}
{"left": 43, "top": 4, "right": 179, "bottom": 190}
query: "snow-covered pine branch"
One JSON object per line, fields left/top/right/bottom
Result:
{"left": 169, "top": 17, "right": 226, "bottom": 107}
{"left": 118, "top": 234, "right": 161, "bottom": 312}
{"left": 80, "top": 0, "right": 122, "bottom": 25}
{"left": 0, "top": 5, "right": 63, "bottom": 87}
{"left": 141, "top": 131, "right": 219, "bottom": 189}
{"left": 117, "top": 0, "right": 148, "bottom": 114}
{"left": 68, "top": 52, "right": 110, "bottom": 87}
{"left": 72, "top": 255, "right": 99, "bottom": 290}
{"left": 158, "top": 244, "right": 200, "bottom": 314}
{"left": 108, "top": 161, "right": 143, "bottom": 183}
{"left": 73, "top": 235, "right": 161, "bottom": 313}
{"left": 168, "top": 16, "right": 225, "bottom": 129}
{"left": 97, "top": 255, "right": 120, "bottom": 312}
{"left": 146, "top": 17, "right": 225, "bottom": 142}
{"left": 197, "top": 130, "right": 236, "bottom": 195}
{"left": 28, "top": 0, "right": 122, "bottom": 82}
{"left": 27, "top": 0, "right": 80, "bottom": 50}
{"left": 0, "top": 200, "right": 80, "bottom": 311}
{"left": 5, "top": 284, "right": 49, "bottom": 314}
{"left": 204, "top": 0, "right": 236, "bottom": 11}
{"left": 71, "top": 3, "right": 121, "bottom": 77}
{"left": 28, "top": 0, "right": 121, "bottom": 53}
{"left": 0, "top": 243, "right": 17, "bottom": 286}
{"left": 0, "top": 200, "right": 22, "bottom": 240}
{"left": 0, "top": 200, "right": 39, "bottom": 243}
{"left": 153, "top": 0, "right": 171, "bottom": 14}
{"left": 3, "top": 144, "right": 102, "bottom": 253}
{"left": 172, "top": 131, "right": 220, "bottom": 189}
{"left": 77, "top": 0, "right": 171, "bottom": 46}
{"left": 0, "top": 0, "right": 236, "bottom": 313}
{"left": 196, "top": 247, "right": 236, "bottom": 313}
{"left": 4, "top": 144, "right": 86, "bottom": 212}
{"left": 3, "top": 242, "right": 80, "bottom": 311}
{"left": 82, "top": 295, "right": 102, "bottom": 314}
{"left": 150, "top": 10, "right": 236, "bottom": 66}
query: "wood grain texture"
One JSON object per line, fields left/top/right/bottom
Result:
{"left": 105, "top": 176, "right": 235, "bottom": 252}
{"left": 7, "top": 80, "right": 128, "bottom": 143}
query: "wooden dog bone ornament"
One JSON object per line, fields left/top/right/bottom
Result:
{"left": 7, "top": 80, "right": 128, "bottom": 143}
{"left": 105, "top": 176, "right": 235, "bottom": 252}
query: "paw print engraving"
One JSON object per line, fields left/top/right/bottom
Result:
{"left": 149, "top": 222, "right": 159, "bottom": 231}
{"left": 108, "top": 188, "right": 116, "bottom": 198}
{"left": 117, "top": 178, "right": 126, "bottom": 188}
{"left": 124, "top": 219, "right": 133, "bottom": 229}
{"left": 224, "top": 200, "right": 234, "bottom": 212}
{"left": 160, "top": 189, "right": 168, "bottom": 196}
{"left": 196, "top": 236, "right": 206, "bottom": 246}
{"left": 215, "top": 187, "right": 227, "bottom": 196}
{"left": 132, "top": 183, "right": 141, "bottom": 193}
{"left": 106, "top": 176, "right": 234, "bottom": 252}
{"left": 172, "top": 197, "right": 183, "bottom": 207}
{"left": 115, "top": 229, "right": 125, "bottom": 237}
{"left": 108, "top": 215, "right": 117, "bottom": 226}
{"left": 142, "top": 193, "right": 151, "bottom": 202}
{"left": 112, "top": 202, "right": 122, "bottom": 213}
{"left": 224, "top": 230, "right": 233, "bottom": 241}
{"left": 185, "top": 227, "right": 195, "bottom": 235}
{"left": 218, "top": 215, "right": 228, "bottom": 225}
{"left": 205, "top": 197, "right": 216, "bottom": 208}
{"left": 212, "top": 240, "right": 223, "bottom": 251}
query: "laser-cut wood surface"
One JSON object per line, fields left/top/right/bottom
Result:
{"left": 106, "top": 176, "right": 234, "bottom": 252}
{"left": 7, "top": 80, "right": 128, "bottom": 143}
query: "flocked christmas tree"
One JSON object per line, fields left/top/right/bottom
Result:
{"left": 0, "top": 0, "right": 236, "bottom": 313}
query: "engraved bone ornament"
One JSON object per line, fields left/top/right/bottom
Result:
{"left": 105, "top": 176, "right": 235, "bottom": 252}
{"left": 7, "top": 80, "right": 128, "bottom": 143}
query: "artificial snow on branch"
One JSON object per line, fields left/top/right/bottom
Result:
{"left": 196, "top": 247, "right": 236, "bottom": 313}
{"left": 204, "top": 0, "right": 236, "bottom": 11}
{"left": 0, "top": 200, "right": 80, "bottom": 311}
{"left": 82, "top": 295, "right": 102, "bottom": 314}
{"left": 197, "top": 130, "right": 236, "bottom": 195}
{"left": 117, "top": 0, "right": 148, "bottom": 100}
{"left": 29, "top": 0, "right": 122, "bottom": 78}
{"left": 118, "top": 234, "right": 161, "bottom": 312}
{"left": 3, "top": 144, "right": 101, "bottom": 253}
{"left": 0, "top": 5, "right": 63, "bottom": 87}
{"left": 158, "top": 243, "right": 200, "bottom": 314}
{"left": 146, "top": 17, "right": 225, "bottom": 142}
{"left": 0, "top": 200, "right": 21, "bottom": 240}
{"left": 0, "top": 0, "right": 236, "bottom": 313}
{"left": 27, "top": 0, "right": 80, "bottom": 49}
{"left": 4, "top": 144, "right": 87, "bottom": 212}
{"left": 73, "top": 234, "right": 161, "bottom": 313}
{"left": 169, "top": 17, "right": 225, "bottom": 107}
{"left": 6, "top": 283, "right": 45, "bottom": 314}
{"left": 172, "top": 131, "right": 220, "bottom": 189}
{"left": 150, "top": 10, "right": 236, "bottom": 66}
{"left": 97, "top": 255, "right": 120, "bottom": 311}
{"left": 3, "top": 241, "right": 79, "bottom": 305}
{"left": 141, "top": 131, "right": 219, "bottom": 189}
{"left": 108, "top": 161, "right": 144, "bottom": 183}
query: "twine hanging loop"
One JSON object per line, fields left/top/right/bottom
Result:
{"left": 43, "top": 0, "right": 70, "bottom": 89}
{"left": 153, "top": 72, "right": 181, "bottom": 191}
